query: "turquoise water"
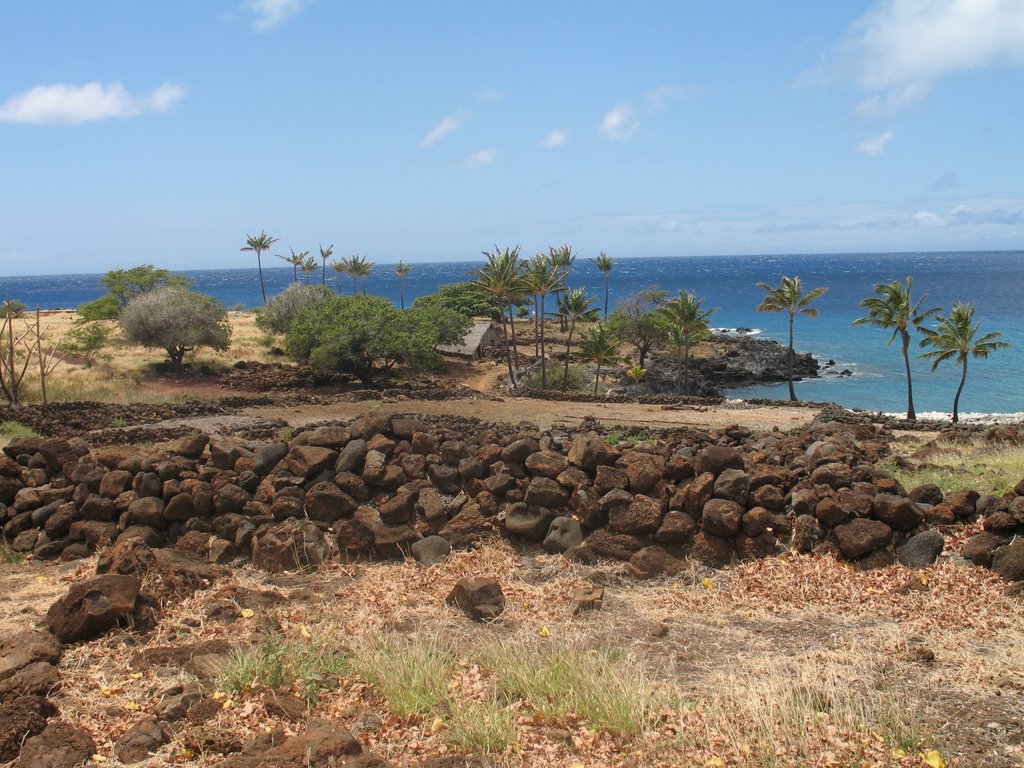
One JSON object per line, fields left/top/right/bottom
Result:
{"left": 1, "top": 251, "right": 1022, "bottom": 415}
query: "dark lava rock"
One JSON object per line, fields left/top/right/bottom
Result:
{"left": 992, "top": 539, "right": 1024, "bottom": 582}
{"left": 896, "top": 529, "right": 945, "bottom": 568}
{"left": 15, "top": 720, "right": 95, "bottom": 768}
{"left": 833, "top": 519, "right": 892, "bottom": 559}
{"left": 410, "top": 535, "right": 451, "bottom": 567}
{"left": 542, "top": 516, "right": 584, "bottom": 553}
{"left": 446, "top": 576, "right": 505, "bottom": 621}
{"left": 45, "top": 574, "right": 141, "bottom": 643}
{"left": 114, "top": 717, "right": 168, "bottom": 764}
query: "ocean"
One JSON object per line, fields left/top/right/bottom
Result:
{"left": 2, "top": 251, "right": 1022, "bottom": 417}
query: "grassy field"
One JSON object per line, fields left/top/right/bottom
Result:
{"left": 884, "top": 433, "right": 1024, "bottom": 497}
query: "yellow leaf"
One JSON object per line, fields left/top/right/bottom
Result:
{"left": 539, "top": 626, "right": 551, "bottom": 638}
{"left": 705, "top": 758, "right": 725, "bottom": 768}
{"left": 891, "top": 748, "right": 906, "bottom": 758}
{"left": 701, "top": 578, "right": 714, "bottom": 589}
{"left": 240, "top": 608, "right": 255, "bottom": 619}
{"left": 299, "top": 625, "right": 312, "bottom": 639}
{"left": 99, "top": 686, "right": 117, "bottom": 697}
{"left": 128, "top": 672, "right": 143, "bottom": 679}
{"left": 918, "top": 571, "right": 929, "bottom": 586}
{"left": 431, "top": 716, "right": 447, "bottom": 733}
{"left": 921, "top": 749, "right": 946, "bottom": 768}
{"left": 91, "top": 756, "right": 107, "bottom": 764}
{"left": 222, "top": 698, "right": 235, "bottom": 710}
{"left": 211, "top": 691, "right": 227, "bottom": 701}
{"left": 124, "top": 701, "right": 140, "bottom": 711}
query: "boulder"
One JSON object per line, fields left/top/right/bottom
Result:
{"left": 0, "top": 696, "right": 56, "bottom": 763}
{"left": 0, "top": 662, "right": 60, "bottom": 701}
{"left": 502, "top": 438, "right": 540, "bottom": 464}
{"left": 655, "top": 511, "right": 697, "bottom": 544}
{"left": 567, "top": 435, "right": 620, "bottom": 471}
{"left": 792, "top": 514, "right": 823, "bottom": 553}
{"left": 15, "top": 720, "right": 94, "bottom": 768}
{"left": 833, "top": 519, "right": 892, "bottom": 559}
{"left": 713, "top": 468, "right": 749, "bottom": 505}
{"left": 503, "top": 503, "right": 555, "bottom": 541}
{"left": 439, "top": 506, "right": 498, "bottom": 549}
{"left": 628, "top": 546, "right": 681, "bottom": 579}
{"left": 962, "top": 532, "right": 1011, "bottom": 567}
{"left": 252, "top": 443, "right": 288, "bottom": 476}
{"left": 624, "top": 454, "right": 665, "bottom": 494}
{"left": 523, "top": 477, "right": 568, "bottom": 509}
{"left": 908, "top": 483, "right": 944, "bottom": 506}
{"left": 284, "top": 445, "right": 338, "bottom": 479}
{"left": 524, "top": 450, "right": 569, "bottom": 479}
{"left": 410, "top": 536, "right": 451, "bottom": 567}
{"left": 252, "top": 519, "right": 330, "bottom": 572}
{"left": 701, "top": 498, "right": 743, "bottom": 538}
{"left": 992, "top": 539, "right": 1024, "bottom": 582}
{"left": 212, "top": 718, "right": 387, "bottom": 768}
{"left": 690, "top": 531, "right": 733, "bottom": 568}
{"left": 694, "top": 445, "right": 743, "bottom": 476}
{"left": 335, "top": 439, "right": 368, "bottom": 473}
{"left": 0, "top": 630, "right": 60, "bottom": 684}
{"left": 542, "top": 516, "right": 584, "bottom": 553}
{"left": 305, "top": 482, "right": 357, "bottom": 522}
{"left": 896, "top": 530, "right": 945, "bottom": 568}
{"left": 114, "top": 717, "right": 168, "bottom": 764}
{"left": 447, "top": 576, "right": 505, "bottom": 621}
{"left": 609, "top": 494, "right": 663, "bottom": 534}
{"left": 96, "top": 538, "right": 220, "bottom": 598}
{"left": 45, "top": 574, "right": 141, "bottom": 643}
{"left": 810, "top": 462, "right": 853, "bottom": 490}
{"left": 872, "top": 493, "right": 924, "bottom": 532}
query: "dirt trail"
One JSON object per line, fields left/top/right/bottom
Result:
{"left": 241, "top": 396, "right": 818, "bottom": 432}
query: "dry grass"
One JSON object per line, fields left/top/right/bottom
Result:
{"left": 13, "top": 544, "right": 1021, "bottom": 767}
{"left": 884, "top": 434, "right": 1024, "bottom": 497}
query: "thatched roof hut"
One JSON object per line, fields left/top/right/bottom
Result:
{"left": 438, "top": 319, "right": 503, "bottom": 360}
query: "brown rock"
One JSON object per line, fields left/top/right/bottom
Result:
{"left": 252, "top": 519, "right": 330, "bottom": 572}
{"left": 524, "top": 476, "right": 568, "bottom": 509}
{"left": 609, "top": 494, "right": 663, "bottom": 534}
{"left": 524, "top": 450, "right": 569, "bottom": 478}
{"left": 439, "top": 505, "right": 498, "bottom": 548}
{"left": 712, "top": 468, "right": 749, "bottom": 505}
{"left": 0, "top": 630, "right": 60, "bottom": 684}
{"left": 628, "top": 546, "right": 681, "bottom": 579}
{"left": 584, "top": 529, "right": 645, "bottom": 560}
{"left": 815, "top": 497, "right": 849, "bottom": 527}
{"left": 15, "top": 720, "right": 94, "bottom": 768}
{"left": 963, "top": 531, "right": 1012, "bottom": 567}
{"left": 572, "top": 584, "right": 604, "bottom": 613}
{"left": 1, "top": 696, "right": 56, "bottom": 763}
{"left": 284, "top": 445, "right": 339, "bottom": 479}
{"left": 567, "top": 435, "right": 620, "bottom": 471}
{"left": 114, "top": 717, "right": 167, "bottom": 764}
{"left": 690, "top": 531, "right": 733, "bottom": 568}
{"left": 792, "top": 514, "right": 823, "bottom": 553}
{"left": 447, "top": 576, "right": 505, "bottom": 621}
{"left": 213, "top": 718, "right": 386, "bottom": 768}
{"left": 625, "top": 454, "right": 665, "bottom": 494}
{"left": 46, "top": 574, "right": 141, "bottom": 643}
{"left": 306, "top": 482, "right": 358, "bottom": 522}
{"left": 833, "top": 519, "right": 892, "bottom": 559}
{"left": 702, "top": 498, "right": 743, "bottom": 537}
{"left": 694, "top": 445, "right": 743, "bottom": 476}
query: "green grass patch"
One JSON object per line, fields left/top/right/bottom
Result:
{"left": 0, "top": 420, "right": 39, "bottom": 448}
{"left": 349, "top": 633, "right": 454, "bottom": 718}
{"left": 445, "top": 696, "right": 519, "bottom": 754}
{"left": 881, "top": 441, "right": 1024, "bottom": 497}
{"left": 0, "top": 543, "right": 27, "bottom": 565}
{"left": 218, "top": 630, "right": 349, "bottom": 704}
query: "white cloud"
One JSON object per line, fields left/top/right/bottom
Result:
{"left": 855, "top": 128, "right": 895, "bottom": 155}
{"left": 600, "top": 102, "right": 639, "bottom": 141}
{"left": 478, "top": 88, "right": 504, "bottom": 104}
{"left": 812, "top": 0, "right": 1024, "bottom": 114}
{"left": 419, "top": 111, "right": 468, "bottom": 149}
{"left": 539, "top": 129, "right": 566, "bottom": 148}
{"left": 245, "top": 0, "right": 304, "bottom": 31}
{"left": 459, "top": 147, "right": 496, "bottom": 170}
{"left": 930, "top": 171, "right": 961, "bottom": 191}
{"left": 0, "top": 81, "right": 186, "bottom": 125}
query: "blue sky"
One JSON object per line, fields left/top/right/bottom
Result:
{"left": 1, "top": 0, "right": 1023, "bottom": 276}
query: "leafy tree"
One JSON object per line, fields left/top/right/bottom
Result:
{"left": 918, "top": 302, "right": 1009, "bottom": 423}
{"left": 101, "top": 265, "right": 191, "bottom": 308}
{"left": 755, "top": 276, "right": 827, "bottom": 402}
{"left": 241, "top": 231, "right": 279, "bottom": 305}
{"left": 393, "top": 261, "right": 412, "bottom": 309}
{"left": 78, "top": 294, "right": 121, "bottom": 321}
{"left": 318, "top": 243, "right": 334, "bottom": 285}
{"left": 257, "top": 282, "right": 335, "bottom": 335}
{"left": 606, "top": 289, "right": 668, "bottom": 368}
{"left": 589, "top": 252, "right": 614, "bottom": 317}
{"left": 0, "top": 300, "right": 26, "bottom": 319}
{"left": 300, "top": 254, "right": 319, "bottom": 283}
{"left": 474, "top": 246, "right": 527, "bottom": 388}
{"left": 523, "top": 254, "right": 564, "bottom": 389}
{"left": 120, "top": 286, "right": 231, "bottom": 372}
{"left": 331, "top": 259, "right": 348, "bottom": 294}
{"left": 411, "top": 281, "right": 502, "bottom": 319}
{"left": 58, "top": 320, "right": 110, "bottom": 368}
{"left": 558, "top": 288, "right": 599, "bottom": 390}
{"left": 579, "top": 324, "right": 622, "bottom": 394}
{"left": 349, "top": 254, "right": 373, "bottom": 293}
{"left": 286, "top": 294, "right": 470, "bottom": 387}
{"left": 659, "top": 290, "right": 717, "bottom": 395}
{"left": 853, "top": 277, "right": 940, "bottom": 420}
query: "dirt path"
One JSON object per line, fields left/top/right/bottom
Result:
{"left": 241, "top": 396, "right": 818, "bottom": 432}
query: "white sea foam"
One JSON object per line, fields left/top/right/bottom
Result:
{"left": 883, "top": 411, "right": 1024, "bottom": 425}
{"left": 712, "top": 327, "right": 763, "bottom": 336}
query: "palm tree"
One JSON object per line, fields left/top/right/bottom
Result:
{"left": 318, "top": 243, "right": 334, "bottom": 285}
{"left": 579, "top": 324, "right": 621, "bottom": 394}
{"left": 474, "top": 246, "right": 526, "bottom": 388}
{"left": 660, "top": 290, "right": 717, "bottom": 395}
{"left": 392, "top": 261, "right": 412, "bottom": 309}
{"left": 241, "top": 231, "right": 278, "bottom": 305}
{"left": 918, "top": 303, "right": 1009, "bottom": 423}
{"left": 300, "top": 254, "right": 318, "bottom": 283}
{"left": 331, "top": 259, "right": 348, "bottom": 294}
{"left": 549, "top": 244, "right": 575, "bottom": 331}
{"left": 853, "top": 277, "right": 939, "bottom": 420}
{"left": 277, "top": 248, "right": 305, "bottom": 282}
{"left": 755, "top": 276, "right": 828, "bottom": 401}
{"left": 523, "top": 254, "right": 564, "bottom": 389}
{"left": 348, "top": 255, "right": 373, "bottom": 294}
{"left": 589, "top": 252, "right": 614, "bottom": 317}
{"left": 558, "top": 288, "right": 598, "bottom": 389}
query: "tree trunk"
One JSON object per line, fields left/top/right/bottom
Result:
{"left": 683, "top": 338, "right": 690, "bottom": 396}
{"left": 787, "top": 312, "right": 796, "bottom": 401}
{"left": 399, "top": 278, "right": 405, "bottom": 310}
{"left": 539, "top": 293, "right": 547, "bottom": 389}
{"left": 499, "top": 311, "right": 515, "bottom": 389}
{"left": 604, "top": 273, "right": 609, "bottom": 318}
{"left": 257, "top": 253, "right": 268, "bottom": 305}
{"left": 322, "top": 261, "right": 327, "bottom": 284}
{"left": 901, "top": 331, "right": 916, "bottom": 420}
{"left": 562, "top": 319, "right": 575, "bottom": 390}
{"left": 507, "top": 302, "right": 519, "bottom": 389}
{"left": 593, "top": 361, "right": 601, "bottom": 394}
{"left": 36, "top": 309, "right": 47, "bottom": 405}
{"left": 952, "top": 357, "right": 968, "bottom": 423}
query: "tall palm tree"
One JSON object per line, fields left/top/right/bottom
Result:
{"left": 853, "top": 277, "right": 940, "bottom": 420}
{"left": 474, "top": 246, "right": 525, "bottom": 388}
{"left": 549, "top": 244, "right": 575, "bottom": 331}
{"left": 756, "top": 276, "right": 828, "bottom": 402}
{"left": 523, "top": 254, "right": 564, "bottom": 389}
{"left": 579, "top": 324, "right": 621, "bottom": 394}
{"left": 660, "top": 290, "right": 717, "bottom": 396}
{"left": 918, "top": 302, "right": 1009, "bottom": 423}
{"left": 241, "top": 231, "right": 278, "bottom": 305}
{"left": 558, "top": 288, "right": 598, "bottom": 389}
{"left": 318, "top": 243, "right": 334, "bottom": 285}
{"left": 300, "top": 254, "right": 319, "bottom": 283}
{"left": 392, "top": 261, "right": 412, "bottom": 309}
{"left": 331, "top": 259, "right": 348, "bottom": 294}
{"left": 348, "top": 255, "right": 373, "bottom": 294}
{"left": 277, "top": 248, "right": 305, "bottom": 282}
{"left": 589, "top": 252, "right": 614, "bottom": 318}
